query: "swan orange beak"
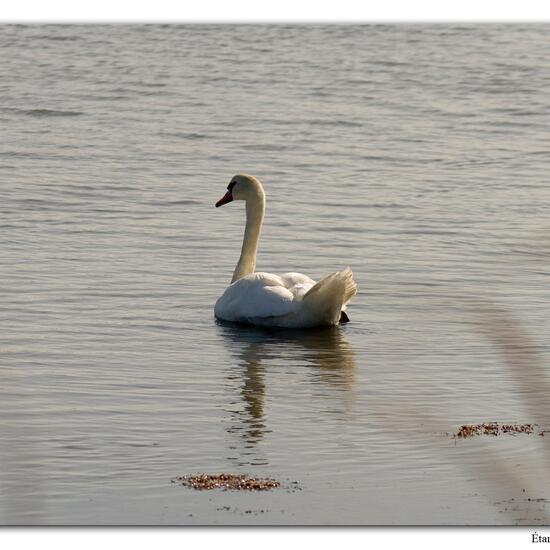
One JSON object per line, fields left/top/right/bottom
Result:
{"left": 215, "top": 190, "right": 233, "bottom": 208}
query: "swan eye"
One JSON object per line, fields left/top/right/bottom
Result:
{"left": 228, "top": 181, "right": 237, "bottom": 191}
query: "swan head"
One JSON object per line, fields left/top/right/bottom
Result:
{"left": 215, "top": 174, "right": 264, "bottom": 208}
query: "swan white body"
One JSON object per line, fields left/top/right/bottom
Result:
{"left": 214, "top": 174, "right": 357, "bottom": 328}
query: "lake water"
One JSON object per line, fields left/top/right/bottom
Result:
{"left": 1, "top": 24, "right": 550, "bottom": 525}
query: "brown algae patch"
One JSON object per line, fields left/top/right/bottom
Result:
{"left": 173, "top": 473, "right": 281, "bottom": 491}
{"left": 455, "top": 422, "right": 536, "bottom": 438}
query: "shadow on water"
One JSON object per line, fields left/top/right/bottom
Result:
{"left": 215, "top": 321, "right": 356, "bottom": 466}
{"left": 470, "top": 304, "right": 550, "bottom": 522}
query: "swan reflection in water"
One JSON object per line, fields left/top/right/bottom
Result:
{"left": 216, "top": 322, "right": 356, "bottom": 466}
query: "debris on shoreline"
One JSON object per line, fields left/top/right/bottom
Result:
{"left": 172, "top": 473, "right": 282, "bottom": 491}
{"left": 454, "top": 422, "right": 538, "bottom": 438}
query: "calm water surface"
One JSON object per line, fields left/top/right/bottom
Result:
{"left": 1, "top": 24, "right": 550, "bottom": 525}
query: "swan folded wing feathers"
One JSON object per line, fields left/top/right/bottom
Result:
{"left": 303, "top": 266, "right": 356, "bottom": 301}
{"left": 300, "top": 266, "right": 357, "bottom": 325}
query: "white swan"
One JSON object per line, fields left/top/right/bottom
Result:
{"left": 214, "top": 174, "right": 357, "bottom": 328}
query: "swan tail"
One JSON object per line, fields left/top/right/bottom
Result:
{"left": 301, "top": 266, "right": 357, "bottom": 326}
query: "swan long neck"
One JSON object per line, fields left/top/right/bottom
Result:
{"left": 231, "top": 190, "right": 265, "bottom": 284}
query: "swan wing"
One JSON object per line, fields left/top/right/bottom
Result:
{"left": 215, "top": 272, "right": 299, "bottom": 322}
